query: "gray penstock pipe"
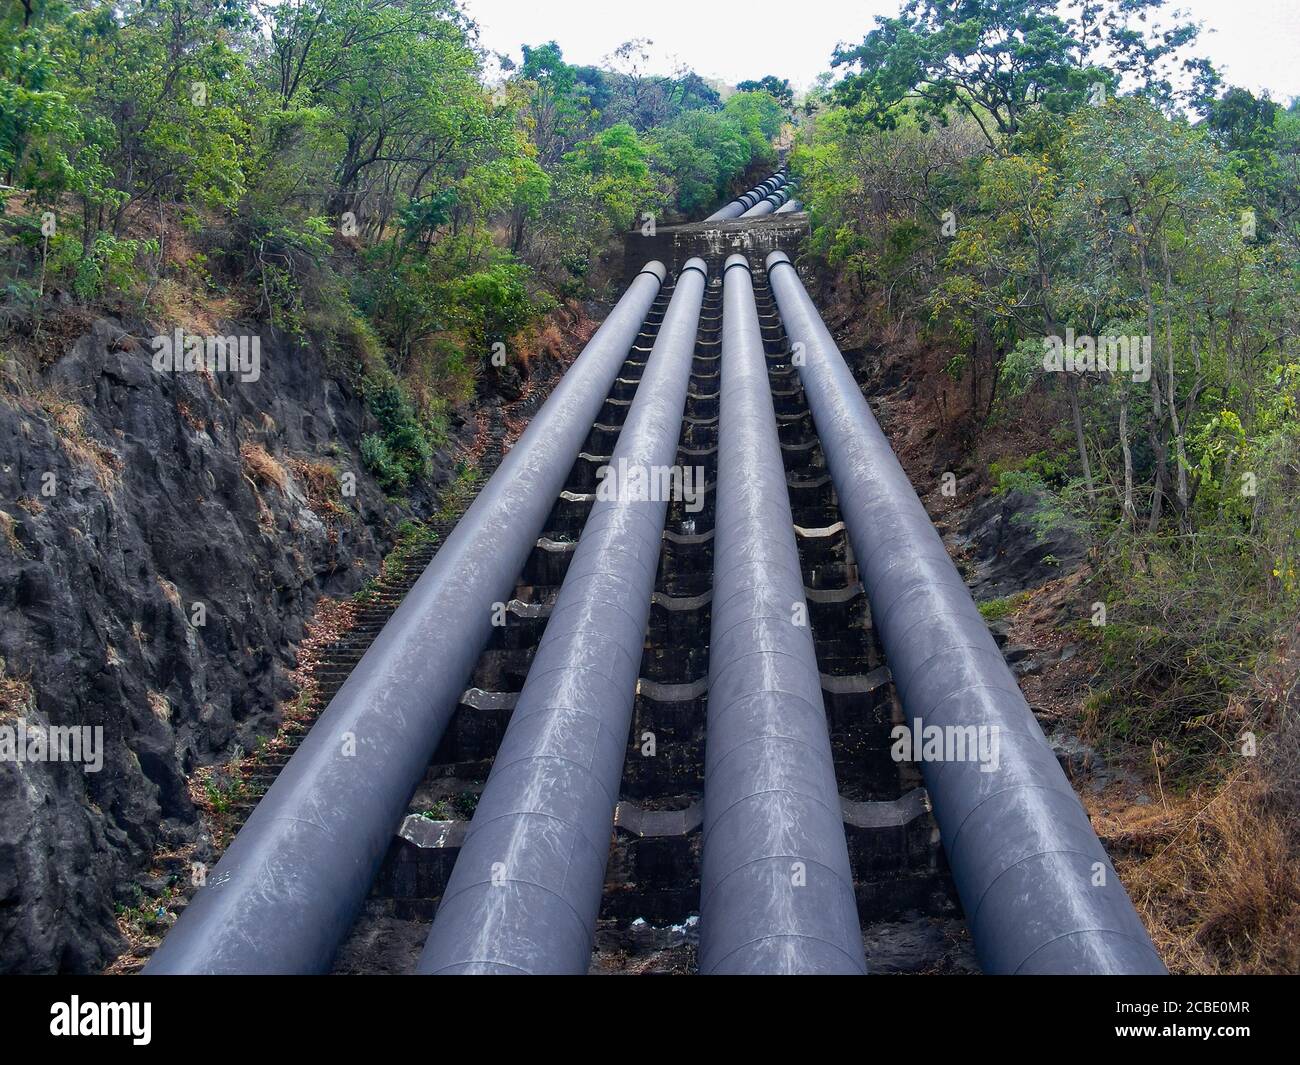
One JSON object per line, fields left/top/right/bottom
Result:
{"left": 741, "top": 186, "right": 791, "bottom": 218}
{"left": 145, "top": 262, "right": 668, "bottom": 974}
{"left": 706, "top": 173, "right": 787, "bottom": 221}
{"left": 764, "top": 250, "right": 1165, "bottom": 976}
{"left": 416, "top": 259, "right": 709, "bottom": 974}
{"left": 699, "top": 254, "right": 866, "bottom": 974}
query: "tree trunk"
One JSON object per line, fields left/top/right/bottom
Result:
{"left": 1161, "top": 239, "right": 1191, "bottom": 530}
{"left": 1067, "top": 374, "right": 1096, "bottom": 502}
{"left": 1119, "top": 382, "right": 1137, "bottom": 527}
{"left": 1136, "top": 240, "right": 1168, "bottom": 533}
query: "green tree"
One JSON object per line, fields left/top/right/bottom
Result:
{"left": 833, "top": 0, "right": 1216, "bottom": 149}
{"left": 737, "top": 75, "right": 793, "bottom": 108}
{"left": 561, "top": 122, "right": 657, "bottom": 232}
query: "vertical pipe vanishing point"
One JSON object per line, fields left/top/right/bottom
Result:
{"left": 417, "top": 259, "right": 710, "bottom": 974}
{"left": 700, "top": 255, "right": 866, "bottom": 974}
{"left": 145, "top": 263, "right": 668, "bottom": 974}
{"left": 765, "top": 251, "right": 1165, "bottom": 975}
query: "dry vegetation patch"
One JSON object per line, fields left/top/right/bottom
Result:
{"left": 1013, "top": 581, "right": 1300, "bottom": 974}
{"left": 0, "top": 667, "right": 35, "bottom": 722}
{"left": 239, "top": 440, "right": 287, "bottom": 492}
{"left": 286, "top": 456, "right": 353, "bottom": 525}
{"left": 1089, "top": 749, "right": 1300, "bottom": 974}
{"left": 0, "top": 510, "right": 22, "bottom": 554}
{"left": 27, "top": 388, "right": 124, "bottom": 491}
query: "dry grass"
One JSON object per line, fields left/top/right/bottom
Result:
{"left": 1080, "top": 627, "right": 1300, "bottom": 974}
{"left": 1091, "top": 756, "right": 1300, "bottom": 974}
{"left": 989, "top": 565, "right": 1300, "bottom": 974}
{"left": 155, "top": 576, "right": 182, "bottom": 610}
{"left": 239, "top": 440, "right": 287, "bottom": 492}
{"left": 138, "top": 205, "right": 242, "bottom": 334}
{"left": 0, "top": 667, "right": 35, "bottom": 722}
{"left": 286, "top": 456, "right": 352, "bottom": 524}
{"left": 28, "top": 388, "right": 124, "bottom": 492}
{"left": 147, "top": 278, "right": 241, "bottom": 338}
{"left": 514, "top": 299, "right": 597, "bottom": 369}
{"left": 175, "top": 399, "right": 205, "bottom": 432}
{"left": 146, "top": 690, "right": 171, "bottom": 723}
{"left": 0, "top": 510, "right": 21, "bottom": 554}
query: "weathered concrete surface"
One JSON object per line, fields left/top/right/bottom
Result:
{"left": 624, "top": 215, "right": 809, "bottom": 282}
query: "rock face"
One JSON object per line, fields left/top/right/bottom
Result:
{"left": 0, "top": 317, "right": 449, "bottom": 973}
{"left": 956, "top": 488, "right": 1087, "bottom": 601}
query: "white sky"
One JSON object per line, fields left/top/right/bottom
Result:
{"left": 462, "top": 0, "right": 1300, "bottom": 102}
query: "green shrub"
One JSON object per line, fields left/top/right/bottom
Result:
{"left": 1084, "top": 519, "right": 1299, "bottom": 781}
{"left": 989, "top": 450, "right": 1071, "bottom": 494}
{"left": 359, "top": 433, "right": 408, "bottom": 492}
{"left": 978, "top": 593, "right": 1027, "bottom": 621}
{"left": 358, "top": 371, "right": 436, "bottom": 495}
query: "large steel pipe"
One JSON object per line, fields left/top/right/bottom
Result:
{"left": 700, "top": 255, "right": 866, "bottom": 974}
{"left": 145, "top": 262, "right": 669, "bottom": 975}
{"left": 764, "top": 251, "right": 1165, "bottom": 976}
{"left": 416, "top": 259, "right": 710, "bottom": 974}
{"left": 774, "top": 197, "right": 803, "bottom": 214}
{"left": 707, "top": 197, "right": 749, "bottom": 222}
{"left": 706, "top": 173, "right": 787, "bottom": 221}
{"left": 741, "top": 186, "right": 791, "bottom": 219}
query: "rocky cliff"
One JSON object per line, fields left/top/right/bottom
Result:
{"left": 0, "top": 316, "right": 460, "bottom": 972}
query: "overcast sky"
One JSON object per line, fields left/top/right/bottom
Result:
{"left": 462, "top": 0, "right": 1300, "bottom": 102}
